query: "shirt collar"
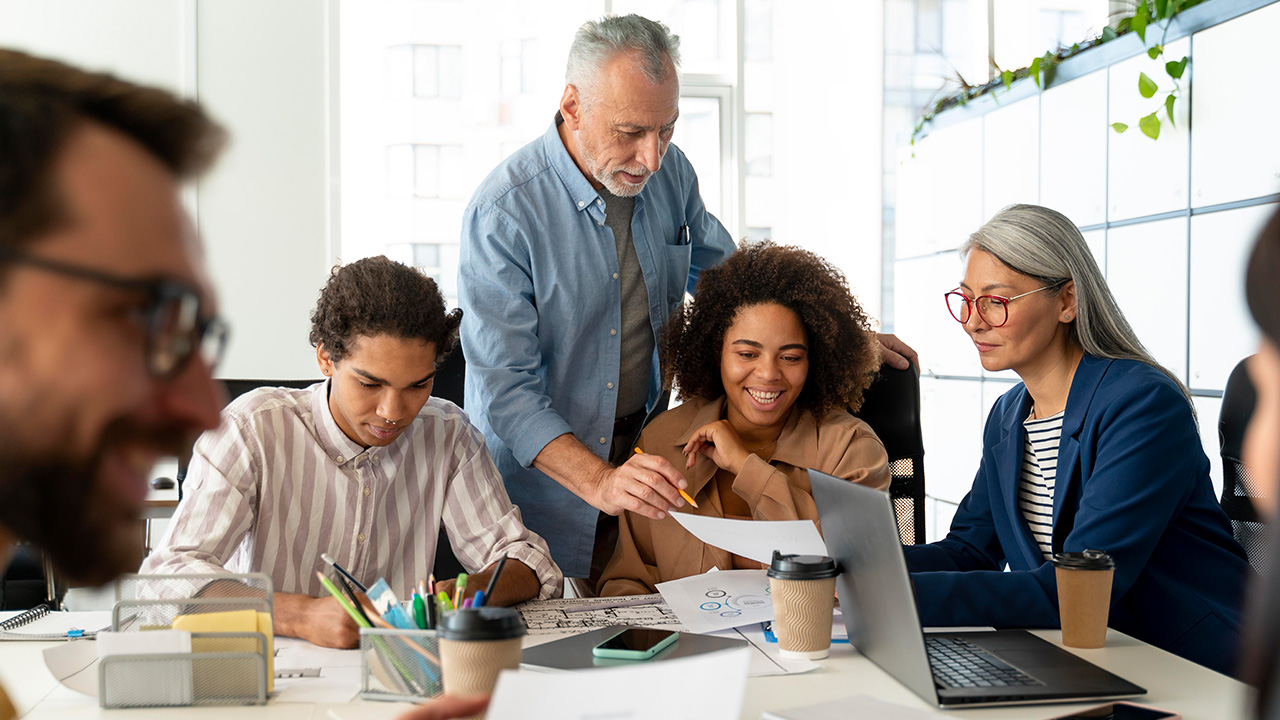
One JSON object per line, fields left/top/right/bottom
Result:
{"left": 671, "top": 396, "right": 816, "bottom": 469}
{"left": 310, "top": 379, "right": 368, "bottom": 466}
{"left": 543, "top": 112, "right": 602, "bottom": 214}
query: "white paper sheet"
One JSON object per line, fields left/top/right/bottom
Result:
{"left": 272, "top": 637, "right": 364, "bottom": 703}
{"left": 670, "top": 514, "right": 827, "bottom": 564}
{"left": 43, "top": 640, "right": 101, "bottom": 697}
{"left": 706, "top": 625, "right": 819, "bottom": 677}
{"left": 763, "top": 693, "right": 947, "bottom": 719}
{"left": 515, "top": 595, "right": 684, "bottom": 636}
{"left": 656, "top": 569, "right": 773, "bottom": 633}
{"left": 487, "top": 647, "right": 751, "bottom": 720}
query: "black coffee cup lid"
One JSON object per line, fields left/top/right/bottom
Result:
{"left": 1052, "top": 549, "right": 1115, "bottom": 570}
{"left": 438, "top": 607, "right": 527, "bottom": 640}
{"left": 767, "top": 551, "right": 838, "bottom": 580}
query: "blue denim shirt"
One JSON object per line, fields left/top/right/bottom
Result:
{"left": 458, "top": 119, "right": 734, "bottom": 577}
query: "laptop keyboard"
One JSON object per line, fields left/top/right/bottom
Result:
{"left": 926, "top": 636, "right": 1044, "bottom": 689}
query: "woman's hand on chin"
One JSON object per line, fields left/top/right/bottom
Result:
{"left": 683, "top": 420, "right": 751, "bottom": 475}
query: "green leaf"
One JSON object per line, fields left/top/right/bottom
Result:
{"left": 1147, "top": 44, "right": 1163, "bottom": 60}
{"left": 1040, "top": 52, "right": 1057, "bottom": 87}
{"left": 1001, "top": 69, "right": 1013, "bottom": 91}
{"left": 1139, "top": 112, "right": 1161, "bottom": 140}
{"left": 1165, "top": 94, "right": 1177, "bottom": 127}
{"left": 1166, "top": 56, "right": 1188, "bottom": 79}
{"left": 1138, "top": 72, "right": 1159, "bottom": 98}
{"left": 1132, "top": 1, "right": 1149, "bottom": 43}
{"left": 1155, "top": 0, "right": 1169, "bottom": 19}
{"left": 1112, "top": 122, "right": 1130, "bottom": 133}
{"left": 1030, "top": 57, "right": 1042, "bottom": 89}
{"left": 1101, "top": 26, "right": 1118, "bottom": 43}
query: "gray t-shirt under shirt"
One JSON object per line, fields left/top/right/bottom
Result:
{"left": 599, "top": 188, "right": 654, "bottom": 418}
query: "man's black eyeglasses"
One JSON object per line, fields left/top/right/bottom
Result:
{"left": 0, "top": 248, "right": 228, "bottom": 379}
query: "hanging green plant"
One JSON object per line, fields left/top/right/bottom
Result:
{"left": 1109, "top": 0, "right": 1201, "bottom": 140}
{"left": 909, "top": 0, "right": 1208, "bottom": 147}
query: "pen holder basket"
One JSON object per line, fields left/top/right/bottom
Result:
{"left": 98, "top": 573, "right": 275, "bottom": 709}
{"left": 360, "top": 627, "right": 443, "bottom": 702}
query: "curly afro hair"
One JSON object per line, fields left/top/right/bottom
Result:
{"left": 309, "top": 256, "right": 462, "bottom": 364}
{"left": 663, "top": 241, "right": 879, "bottom": 418}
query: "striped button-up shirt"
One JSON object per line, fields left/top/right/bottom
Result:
{"left": 141, "top": 381, "right": 562, "bottom": 600}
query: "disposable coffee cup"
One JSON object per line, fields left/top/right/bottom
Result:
{"left": 1053, "top": 549, "right": 1115, "bottom": 649}
{"left": 438, "top": 607, "right": 526, "bottom": 719}
{"left": 767, "top": 551, "right": 839, "bottom": 660}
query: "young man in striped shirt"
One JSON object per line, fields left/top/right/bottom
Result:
{"left": 143, "top": 256, "right": 562, "bottom": 648}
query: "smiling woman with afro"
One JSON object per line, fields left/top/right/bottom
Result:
{"left": 598, "top": 241, "right": 891, "bottom": 596}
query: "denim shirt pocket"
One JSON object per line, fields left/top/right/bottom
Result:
{"left": 663, "top": 242, "right": 693, "bottom": 311}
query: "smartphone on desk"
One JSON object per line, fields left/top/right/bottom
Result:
{"left": 591, "top": 627, "right": 679, "bottom": 660}
{"left": 1045, "top": 702, "right": 1180, "bottom": 719}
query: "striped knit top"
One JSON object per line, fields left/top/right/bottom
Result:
{"left": 1019, "top": 410, "right": 1065, "bottom": 560}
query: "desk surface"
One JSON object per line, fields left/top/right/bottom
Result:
{"left": 0, "top": 627, "right": 1247, "bottom": 719}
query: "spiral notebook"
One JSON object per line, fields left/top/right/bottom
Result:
{"left": 0, "top": 607, "right": 114, "bottom": 641}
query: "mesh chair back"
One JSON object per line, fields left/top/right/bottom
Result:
{"left": 1220, "top": 356, "right": 1267, "bottom": 575}
{"left": 851, "top": 362, "right": 926, "bottom": 545}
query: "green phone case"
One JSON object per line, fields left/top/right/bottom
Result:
{"left": 591, "top": 629, "right": 679, "bottom": 660}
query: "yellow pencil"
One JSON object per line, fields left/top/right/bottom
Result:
{"left": 634, "top": 447, "right": 698, "bottom": 508}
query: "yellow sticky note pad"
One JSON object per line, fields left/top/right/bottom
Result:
{"left": 172, "top": 609, "right": 274, "bottom": 694}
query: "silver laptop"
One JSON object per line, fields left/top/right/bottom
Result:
{"left": 810, "top": 469, "right": 1145, "bottom": 708}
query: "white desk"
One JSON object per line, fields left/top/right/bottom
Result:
{"left": 0, "top": 628, "right": 1247, "bottom": 719}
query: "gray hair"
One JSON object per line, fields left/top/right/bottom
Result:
{"left": 962, "top": 204, "right": 1193, "bottom": 407}
{"left": 565, "top": 14, "right": 681, "bottom": 103}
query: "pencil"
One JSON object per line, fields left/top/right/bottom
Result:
{"left": 315, "top": 571, "right": 371, "bottom": 629}
{"left": 320, "top": 553, "right": 368, "bottom": 593}
{"left": 334, "top": 572, "right": 372, "bottom": 626}
{"left": 634, "top": 447, "right": 699, "bottom": 508}
{"left": 482, "top": 554, "right": 508, "bottom": 606}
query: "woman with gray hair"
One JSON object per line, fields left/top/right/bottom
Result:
{"left": 903, "top": 204, "right": 1248, "bottom": 676}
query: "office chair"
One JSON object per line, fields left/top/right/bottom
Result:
{"left": 1219, "top": 356, "right": 1267, "bottom": 575}
{"left": 427, "top": 343, "right": 466, "bottom": 579}
{"left": 851, "top": 361, "right": 927, "bottom": 545}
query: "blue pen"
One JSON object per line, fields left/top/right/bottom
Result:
{"left": 471, "top": 590, "right": 485, "bottom": 608}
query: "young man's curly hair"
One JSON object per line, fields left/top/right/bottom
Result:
{"left": 663, "top": 241, "right": 879, "bottom": 418}
{"left": 309, "top": 256, "right": 462, "bottom": 364}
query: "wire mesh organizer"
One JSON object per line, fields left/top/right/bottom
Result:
{"left": 99, "top": 573, "right": 274, "bottom": 709}
{"left": 360, "top": 627, "right": 443, "bottom": 702}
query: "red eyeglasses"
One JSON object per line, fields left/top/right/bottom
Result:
{"left": 943, "top": 283, "right": 1063, "bottom": 328}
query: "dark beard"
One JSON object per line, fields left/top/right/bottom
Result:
{"left": 0, "top": 417, "right": 195, "bottom": 587}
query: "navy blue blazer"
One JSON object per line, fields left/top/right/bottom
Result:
{"left": 904, "top": 355, "right": 1248, "bottom": 676}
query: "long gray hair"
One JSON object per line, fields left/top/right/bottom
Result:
{"left": 565, "top": 14, "right": 681, "bottom": 104}
{"left": 963, "top": 204, "right": 1192, "bottom": 406}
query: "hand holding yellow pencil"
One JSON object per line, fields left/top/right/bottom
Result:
{"left": 634, "top": 447, "right": 699, "bottom": 509}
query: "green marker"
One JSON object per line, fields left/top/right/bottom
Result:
{"left": 412, "top": 592, "right": 427, "bottom": 630}
{"left": 454, "top": 573, "right": 468, "bottom": 608}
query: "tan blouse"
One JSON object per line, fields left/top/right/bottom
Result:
{"left": 597, "top": 396, "right": 891, "bottom": 596}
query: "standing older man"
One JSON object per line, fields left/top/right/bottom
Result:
{"left": 0, "top": 49, "right": 484, "bottom": 720}
{"left": 459, "top": 15, "right": 733, "bottom": 587}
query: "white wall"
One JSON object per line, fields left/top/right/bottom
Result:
{"left": 0, "top": 0, "right": 333, "bottom": 380}
{"left": 195, "top": 0, "right": 334, "bottom": 380}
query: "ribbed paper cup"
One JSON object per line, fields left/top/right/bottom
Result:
{"left": 438, "top": 607, "right": 526, "bottom": 719}
{"left": 769, "top": 576, "right": 837, "bottom": 659}
{"left": 767, "top": 552, "right": 839, "bottom": 660}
